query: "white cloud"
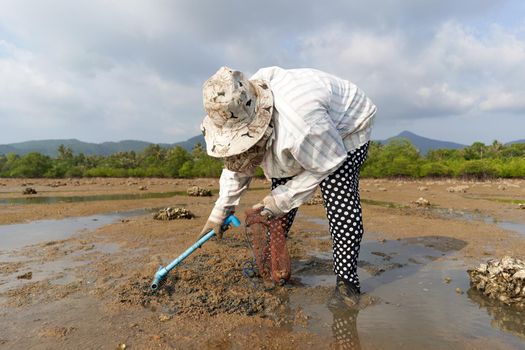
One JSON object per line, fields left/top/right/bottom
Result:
{"left": 0, "top": 0, "right": 523, "bottom": 144}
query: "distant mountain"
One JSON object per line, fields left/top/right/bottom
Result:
{"left": 507, "top": 139, "right": 525, "bottom": 145}
{"left": 0, "top": 135, "right": 206, "bottom": 157}
{"left": 0, "top": 144, "right": 18, "bottom": 155}
{"left": 381, "top": 131, "right": 466, "bottom": 155}
{"left": 174, "top": 134, "right": 205, "bottom": 151}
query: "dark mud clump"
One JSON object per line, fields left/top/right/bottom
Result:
{"left": 116, "top": 254, "right": 281, "bottom": 318}
{"left": 22, "top": 187, "right": 37, "bottom": 195}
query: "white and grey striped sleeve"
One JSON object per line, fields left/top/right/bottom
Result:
{"left": 208, "top": 168, "right": 252, "bottom": 223}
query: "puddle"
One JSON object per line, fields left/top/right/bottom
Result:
{"left": 435, "top": 208, "right": 525, "bottom": 236}
{"left": 0, "top": 209, "right": 148, "bottom": 251}
{"left": 0, "top": 191, "right": 187, "bottom": 205}
{"left": 497, "top": 221, "right": 525, "bottom": 236}
{"left": 290, "top": 237, "right": 525, "bottom": 349}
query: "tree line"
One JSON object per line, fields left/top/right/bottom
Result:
{"left": 0, "top": 140, "right": 524, "bottom": 179}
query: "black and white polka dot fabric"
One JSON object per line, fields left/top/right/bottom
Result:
{"left": 271, "top": 177, "right": 298, "bottom": 236}
{"left": 272, "top": 142, "right": 369, "bottom": 290}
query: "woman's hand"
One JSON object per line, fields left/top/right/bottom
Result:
{"left": 199, "top": 220, "right": 224, "bottom": 239}
{"left": 253, "top": 195, "right": 285, "bottom": 218}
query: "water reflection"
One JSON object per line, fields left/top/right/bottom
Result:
{"left": 467, "top": 288, "right": 525, "bottom": 340}
{"left": 329, "top": 306, "right": 361, "bottom": 349}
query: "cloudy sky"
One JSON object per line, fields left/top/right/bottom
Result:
{"left": 1, "top": 0, "right": 524, "bottom": 145}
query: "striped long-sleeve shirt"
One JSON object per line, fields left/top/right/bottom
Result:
{"left": 209, "top": 66, "right": 376, "bottom": 223}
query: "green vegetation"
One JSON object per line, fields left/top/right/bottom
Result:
{"left": 361, "top": 139, "right": 525, "bottom": 179}
{"left": 0, "top": 139, "right": 524, "bottom": 179}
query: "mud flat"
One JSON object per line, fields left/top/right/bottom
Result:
{"left": 1, "top": 178, "right": 525, "bottom": 349}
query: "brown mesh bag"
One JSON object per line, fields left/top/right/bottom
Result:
{"left": 245, "top": 208, "right": 291, "bottom": 284}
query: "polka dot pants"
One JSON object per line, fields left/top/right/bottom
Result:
{"left": 272, "top": 142, "right": 369, "bottom": 289}
{"left": 270, "top": 178, "right": 298, "bottom": 236}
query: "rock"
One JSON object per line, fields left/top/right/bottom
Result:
{"left": 153, "top": 207, "right": 195, "bottom": 220}
{"left": 17, "top": 271, "right": 33, "bottom": 280}
{"left": 468, "top": 256, "right": 525, "bottom": 307}
{"left": 39, "top": 326, "right": 76, "bottom": 338}
{"left": 139, "top": 186, "right": 147, "bottom": 191}
{"left": 22, "top": 187, "right": 37, "bottom": 195}
{"left": 518, "top": 203, "right": 525, "bottom": 210}
{"left": 117, "top": 343, "right": 127, "bottom": 350}
{"left": 418, "top": 186, "right": 429, "bottom": 191}
{"left": 48, "top": 181, "right": 66, "bottom": 188}
{"left": 159, "top": 314, "right": 172, "bottom": 322}
{"left": 455, "top": 287, "right": 464, "bottom": 294}
{"left": 447, "top": 185, "right": 469, "bottom": 193}
{"left": 414, "top": 197, "right": 430, "bottom": 207}
{"left": 186, "top": 186, "right": 212, "bottom": 197}
{"left": 305, "top": 193, "right": 323, "bottom": 205}
{"left": 444, "top": 276, "right": 452, "bottom": 284}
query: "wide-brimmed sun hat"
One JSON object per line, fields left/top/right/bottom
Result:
{"left": 200, "top": 66, "right": 273, "bottom": 158}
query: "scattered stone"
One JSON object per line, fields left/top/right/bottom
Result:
{"left": 22, "top": 187, "right": 37, "bottom": 195}
{"left": 187, "top": 186, "right": 212, "bottom": 197}
{"left": 468, "top": 256, "right": 525, "bottom": 308}
{"left": 153, "top": 207, "right": 195, "bottom": 220}
{"left": 518, "top": 203, "right": 525, "bottom": 210}
{"left": 447, "top": 185, "right": 469, "bottom": 193}
{"left": 117, "top": 343, "right": 127, "bottom": 350}
{"left": 497, "top": 184, "right": 507, "bottom": 191}
{"left": 159, "top": 314, "right": 172, "bottom": 322}
{"left": 305, "top": 193, "right": 323, "bottom": 205}
{"left": 48, "top": 181, "right": 67, "bottom": 187}
{"left": 455, "top": 288, "right": 463, "bottom": 294}
{"left": 139, "top": 186, "right": 147, "bottom": 191}
{"left": 378, "top": 187, "right": 387, "bottom": 192}
{"left": 39, "top": 326, "right": 76, "bottom": 338}
{"left": 443, "top": 276, "right": 452, "bottom": 284}
{"left": 414, "top": 197, "right": 430, "bottom": 207}
{"left": 17, "top": 271, "right": 33, "bottom": 280}
{"left": 418, "top": 186, "right": 429, "bottom": 191}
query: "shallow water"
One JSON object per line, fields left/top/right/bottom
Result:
{"left": 434, "top": 208, "right": 525, "bottom": 236}
{"left": 295, "top": 213, "right": 525, "bottom": 348}
{"left": 0, "top": 191, "right": 185, "bottom": 205}
{"left": 0, "top": 209, "right": 148, "bottom": 251}
{"left": 291, "top": 237, "right": 525, "bottom": 349}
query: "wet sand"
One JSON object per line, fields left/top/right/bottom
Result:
{"left": 1, "top": 177, "right": 524, "bottom": 349}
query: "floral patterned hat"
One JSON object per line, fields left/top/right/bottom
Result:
{"left": 200, "top": 67, "right": 273, "bottom": 158}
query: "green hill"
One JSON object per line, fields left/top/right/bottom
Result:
{"left": 0, "top": 136, "right": 206, "bottom": 157}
